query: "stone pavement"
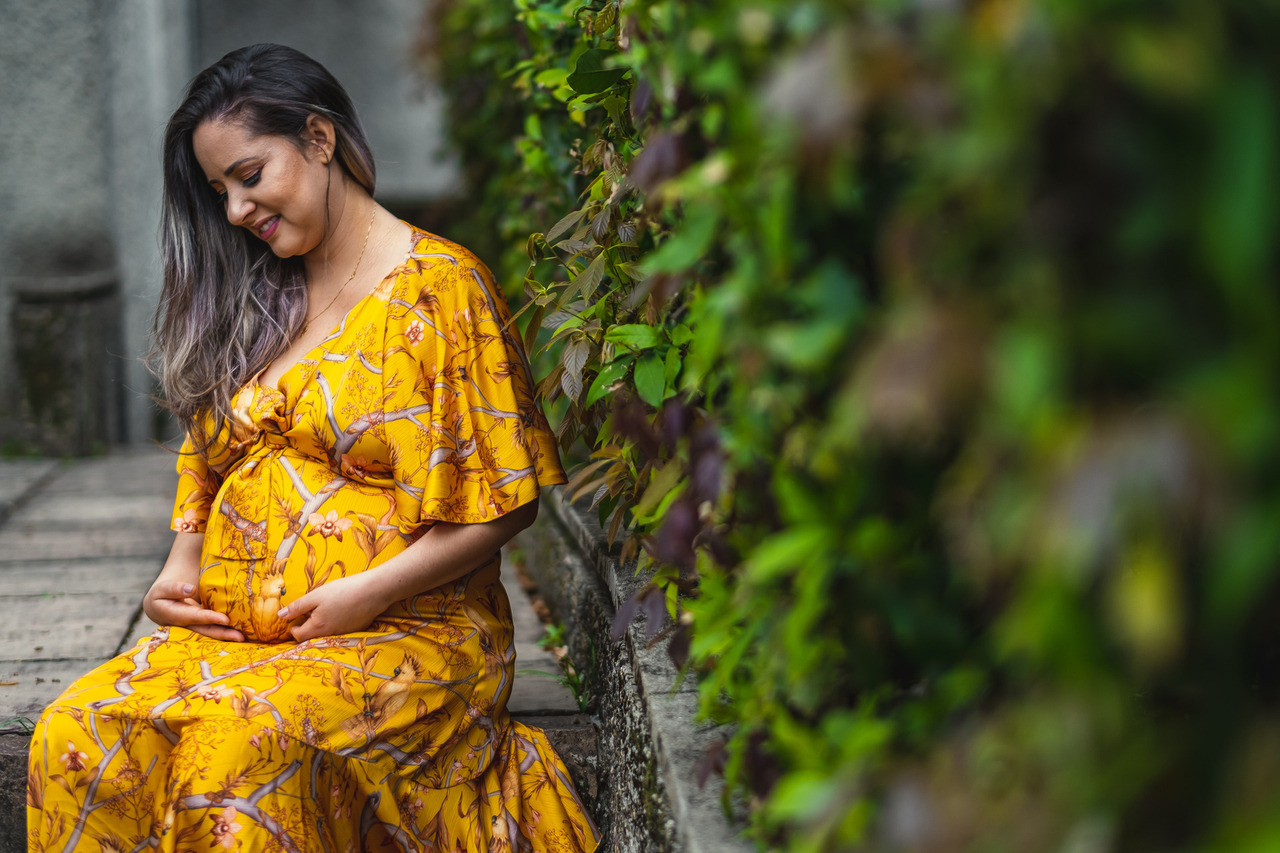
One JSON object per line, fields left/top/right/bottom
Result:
{"left": 0, "top": 448, "right": 592, "bottom": 849}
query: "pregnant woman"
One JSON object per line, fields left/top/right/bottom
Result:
{"left": 27, "top": 43, "right": 599, "bottom": 853}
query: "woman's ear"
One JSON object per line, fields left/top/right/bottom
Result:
{"left": 304, "top": 113, "right": 337, "bottom": 164}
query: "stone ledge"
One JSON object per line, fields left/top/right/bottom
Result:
{"left": 0, "top": 733, "right": 28, "bottom": 850}
{"left": 5, "top": 270, "right": 117, "bottom": 303}
{"left": 514, "top": 492, "right": 752, "bottom": 853}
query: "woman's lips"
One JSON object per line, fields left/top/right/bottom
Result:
{"left": 257, "top": 216, "right": 280, "bottom": 240}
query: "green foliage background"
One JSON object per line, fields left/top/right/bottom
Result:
{"left": 422, "top": 0, "right": 1280, "bottom": 849}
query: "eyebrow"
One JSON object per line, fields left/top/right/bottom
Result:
{"left": 208, "top": 157, "right": 256, "bottom": 184}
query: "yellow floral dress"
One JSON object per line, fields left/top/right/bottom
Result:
{"left": 27, "top": 228, "right": 601, "bottom": 853}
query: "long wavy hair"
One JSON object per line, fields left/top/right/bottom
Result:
{"left": 152, "top": 43, "right": 376, "bottom": 449}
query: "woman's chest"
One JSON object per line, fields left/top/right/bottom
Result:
{"left": 234, "top": 314, "right": 398, "bottom": 471}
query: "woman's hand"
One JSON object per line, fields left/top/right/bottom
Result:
{"left": 280, "top": 498, "right": 540, "bottom": 642}
{"left": 144, "top": 580, "right": 246, "bottom": 642}
{"left": 144, "top": 531, "right": 245, "bottom": 642}
{"left": 279, "top": 573, "right": 388, "bottom": 642}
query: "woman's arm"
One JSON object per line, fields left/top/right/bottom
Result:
{"left": 279, "top": 497, "right": 540, "bottom": 642}
{"left": 143, "top": 531, "right": 246, "bottom": 642}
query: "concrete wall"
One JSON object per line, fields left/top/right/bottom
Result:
{"left": 0, "top": 2, "right": 115, "bottom": 278}
{"left": 194, "top": 0, "right": 459, "bottom": 206}
{"left": 107, "top": 0, "right": 197, "bottom": 447}
{"left": 0, "top": 0, "right": 119, "bottom": 453}
{"left": 0, "top": 0, "right": 458, "bottom": 452}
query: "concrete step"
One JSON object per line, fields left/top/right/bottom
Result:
{"left": 0, "top": 460, "right": 60, "bottom": 526}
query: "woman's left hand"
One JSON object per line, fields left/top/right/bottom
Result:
{"left": 280, "top": 500, "right": 540, "bottom": 642}
{"left": 279, "top": 573, "right": 390, "bottom": 642}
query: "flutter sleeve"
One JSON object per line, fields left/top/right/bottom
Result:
{"left": 170, "top": 431, "right": 223, "bottom": 534}
{"left": 381, "top": 239, "right": 567, "bottom": 528}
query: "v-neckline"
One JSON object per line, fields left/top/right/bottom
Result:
{"left": 259, "top": 224, "right": 420, "bottom": 394}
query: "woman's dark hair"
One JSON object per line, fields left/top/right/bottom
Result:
{"left": 152, "top": 43, "right": 376, "bottom": 447}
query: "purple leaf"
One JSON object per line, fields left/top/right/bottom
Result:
{"left": 668, "top": 623, "right": 691, "bottom": 670}
{"left": 610, "top": 593, "right": 643, "bottom": 640}
{"left": 642, "top": 586, "right": 668, "bottom": 641}
{"left": 695, "top": 738, "right": 728, "bottom": 789}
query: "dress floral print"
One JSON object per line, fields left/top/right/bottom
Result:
{"left": 27, "top": 228, "right": 600, "bottom": 853}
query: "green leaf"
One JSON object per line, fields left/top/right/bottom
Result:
{"left": 523, "top": 303, "right": 546, "bottom": 355}
{"left": 663, "top": 346, "right": 682, "bottom": 396}
{"left": 585, "top": 355, "right": 634, "bottom": 407}
{"left": 604, "top": 323, "right": 663, "bottom": 351}
{"left": 634, "top": 352, "right": 666, "bottom": 407}
{"left": 534, "top": 67, "right": 569, "bottom": 89}
{"left": 523, "top": 113, "right": 542, "bottom": 140}
{"left": 633, "top": 479, "right": 687, "bottom": 527}
{"left": 578, "top": 251, "right": 608, "bottom": 302}
{"left": 550, "top": 314, "right": 585, "bottom": 342}
{"left": 558, "top": 251, "right": 608, "bottom": 309}
{"left": 744, "top": 528, "right": 833, "bottom": 584}
{"left": 1204, "top": 72, "right": 1279, "bottom": 300}
{"left": 595, "top": 1, "right": 617, "bottom": 35}
{"left": 567, "top": 49, "right": 628, "bottom": 94}
{"left": 634, "top": 459, "right": 685, "bottom": 518}
{"left": 602, "top": 94, "right": 629, "bottom": 130}
{"left": 641, "top": 204, "right": 719, "bottom": 274}
{"left": 560, "top": 338, "right": 590, "bottom": 402}
{"left": 546, "top": 207, "right": 587, "bottom": 243}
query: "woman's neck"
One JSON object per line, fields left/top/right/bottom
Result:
{"left": 302, "top": 178, "right": 375, "bottom": 291}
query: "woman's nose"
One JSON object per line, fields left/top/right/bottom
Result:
{"left": 226, "top": 191, "right": 255, "bottom": 227}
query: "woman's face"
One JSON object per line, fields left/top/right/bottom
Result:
{"left": 192, "top": 117, "right": 331, "bottom": 259}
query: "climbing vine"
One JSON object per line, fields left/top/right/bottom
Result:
{"left": 425, "top": 1, "right": 1280, "bottom": 850}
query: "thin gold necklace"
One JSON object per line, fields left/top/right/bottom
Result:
{"left": 303, "top": 206, "right": 377, "bottom": 333}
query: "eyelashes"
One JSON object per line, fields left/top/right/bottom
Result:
{"left": 213, "top": 170, "right": 262, "bottom": 206}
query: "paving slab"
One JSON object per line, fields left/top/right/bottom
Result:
{"left": 36, "top": 449, "right": 176, "bottom": 496}
{"left": 0, "top": 459, "right": 60, "bottom": 522}
{"left": 512, "top": 643, "right": 582, "bottom": 714}
{"left": 0, "top": 593, "right": 146, "bottom": 662}
{"left": 0, "top": 661, "right": 100, "bottom": 719}
{"left": 501, "top": 550, "right": 580, "bottom": 715}
{"left": 8, "top": 493, "right": 174, "bottom": 526}
{"left": 508, "top": 567, "right": 550, "bottom": 641}
{"left": 0, "top": 557, "right": 164, "bottom": 596}
{"left": 0, "top": 525, "right": 176, "bottom": 563}
{"left": 124, "top": 612, "right": 162, "bottom": 650}
{"left": 0, "top": 452, "right": 178, "bottom": 729}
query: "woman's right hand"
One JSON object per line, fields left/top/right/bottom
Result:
{"left": 143, "top": 580, "right": 245, "bottom": 642}
{"left": 143, "top": 531, "right": 245, "bottom": 642}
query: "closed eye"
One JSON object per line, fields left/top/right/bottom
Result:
{"left": 211, "top": 169, "right": 259, "bottom": 205}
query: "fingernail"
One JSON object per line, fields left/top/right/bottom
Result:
{"left": 277, "top": 608, "right": 289, "bottom": 618}
{"left": 182, "top": 584, "right": 194, "bottom": 594}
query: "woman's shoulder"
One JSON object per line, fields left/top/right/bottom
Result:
{"left": 405, "top": 227, "right": 492, "bottom": 281}
{"left": 387, "top": 226, "right": 503, "bottom": 317}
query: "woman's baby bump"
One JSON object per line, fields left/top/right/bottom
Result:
{"left": 197, "top": 556, "right": 296, "bottom": 642}
{"left": 198, "top": 524, "right": 409, "bottom": 642}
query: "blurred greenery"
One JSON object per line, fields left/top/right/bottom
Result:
{"left": 422, "top": 0, "right": 1280, "bottom": 850}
